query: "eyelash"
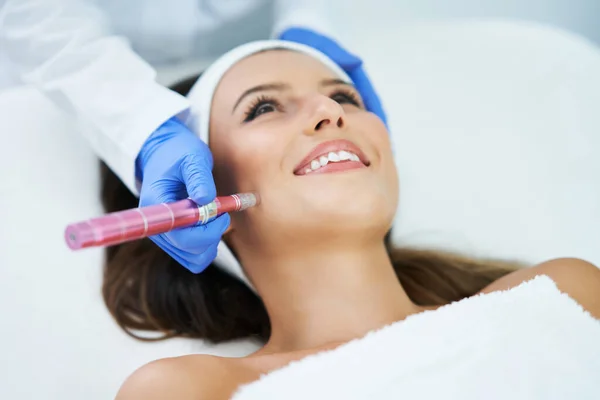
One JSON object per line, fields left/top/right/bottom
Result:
{"left": 243, "top": 95, "right": 282, "bottom": 122}
{"left": 330, "top": 89, "right": 361, "bottom": 108}
{"left": 243, "top": 89, "right": 362, "bottom": 123}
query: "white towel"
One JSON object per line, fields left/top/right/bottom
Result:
{"left": 232, "top": 276, "right": 600, "bottom": 399}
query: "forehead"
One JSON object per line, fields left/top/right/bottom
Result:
{"left": 213, "top": 50, "right": 342, "bottom": 106}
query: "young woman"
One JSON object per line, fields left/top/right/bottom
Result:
{"left": 100, "top": 41, "right": 600, "bottom": 399}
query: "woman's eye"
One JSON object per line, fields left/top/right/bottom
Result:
{"left": 254, "top": 103, "right": 276, "bottom": 117}
{"left": 244, "top": 97, "right": 281, "bottom": 122}
{"left": 330, "top": 91, "right": 361, "bottom": 107}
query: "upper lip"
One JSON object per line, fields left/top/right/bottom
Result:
{"left": 293, "top": 139, "right": 370, "bottom": 174}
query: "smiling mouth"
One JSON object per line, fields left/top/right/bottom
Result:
{"left": 295, "top": 150, "right": 368, "bottom": 175}
{"left": 294, "top": 140, "right": 371, "bottom": 176}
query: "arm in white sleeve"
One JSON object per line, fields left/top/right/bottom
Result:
{"left": 272, "top": 0, "right": 340, "bottom": 40}
{"left": 0, "top": 0, "right": 190, "bottom": 195}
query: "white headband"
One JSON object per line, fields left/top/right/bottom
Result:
{"left": 184, "top": 40, "right": 352, "bottom": 289}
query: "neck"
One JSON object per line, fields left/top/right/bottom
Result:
{"left": 245, "top": 239, "right": 420, "bottom": 354}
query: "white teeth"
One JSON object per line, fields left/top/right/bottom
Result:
{"left": 303, "top": 150, "right": 363, "bottom": 174}
{"left": 338, "top": 150, "right": 352, "bottom": 161}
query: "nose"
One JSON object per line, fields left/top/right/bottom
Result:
{"left": 303, "top": 94, "right": 345, "bottom": 135}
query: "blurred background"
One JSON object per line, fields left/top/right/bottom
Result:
{"left": 334, "top": 0, "right": 600, "bottom": 43}
{"left": 1, "top": 1, "right": 599, "bottom": 399}
{"left": 154, "top": 0, "right": 600, "bottom": 85}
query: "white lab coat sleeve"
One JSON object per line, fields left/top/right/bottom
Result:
{"left": 0, "top": 0, "right": 190, "bottom": 195}
{"left": 271, "top": 0, "right": 340, "bottom": 40}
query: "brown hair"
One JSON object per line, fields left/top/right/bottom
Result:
{"left": 101, "top": 74, "right": 521, "bottom": 343}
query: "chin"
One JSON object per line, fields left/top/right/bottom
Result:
{"left": 296, "top": 183, "right": 396, "bottom": 236}
{"left": 255, "top": 166, "right": 398, "bottom": 241}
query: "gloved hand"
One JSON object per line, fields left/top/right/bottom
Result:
{"left": 136, "top": 117, "right": 230, "bottom": 273}
{"left": 279, "top": 27, "right": 388, "bottom": 127}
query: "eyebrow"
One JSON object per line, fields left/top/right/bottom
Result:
{"left": 231, "top": 78, "right": 355, "bottom": 113}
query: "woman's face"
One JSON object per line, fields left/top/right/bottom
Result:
{"left": 209, "top": 50, "right": 399, "bottom": 253}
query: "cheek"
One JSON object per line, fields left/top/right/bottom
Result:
{"left": 213, "top": 125, "right": 288, "bottom": 194}
{"left": 367, "top": 117, "right": 400, "bottom": 212}
{"left": 378, "top": 132, "right": 399, "bottom": 189}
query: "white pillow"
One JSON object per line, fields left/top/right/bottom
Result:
{"left": 370, "top": 21, "right": 600, "bottom": 265}
{"left": 0, "top": 86, "right": 259, "bottom": 400}
{"left": 1, "top": 20, "right": 599, "bottom": 400}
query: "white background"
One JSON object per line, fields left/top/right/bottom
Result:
{"left": 331, "top": 0, "right": 600, "bottom": 44}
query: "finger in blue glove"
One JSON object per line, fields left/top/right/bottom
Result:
{"left": 136, "top": 117, "right": 229, "bottom": 274}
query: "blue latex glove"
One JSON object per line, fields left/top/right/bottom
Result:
{"left": 279, "top": 27, "right": 388, "bottom": 127}
{"left": 136, "top": 117, "right": 230, "bottom": 273}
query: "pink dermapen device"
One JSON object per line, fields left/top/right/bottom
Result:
{"left": 64, "top": 193, "right": 259, "bottom": 250}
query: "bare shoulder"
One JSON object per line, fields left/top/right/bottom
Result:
{"left": 115, "top": 354, "right": 235, "bottom": 400}
{"left": 481, "top": 257, "right": 600, "bottom": 318}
